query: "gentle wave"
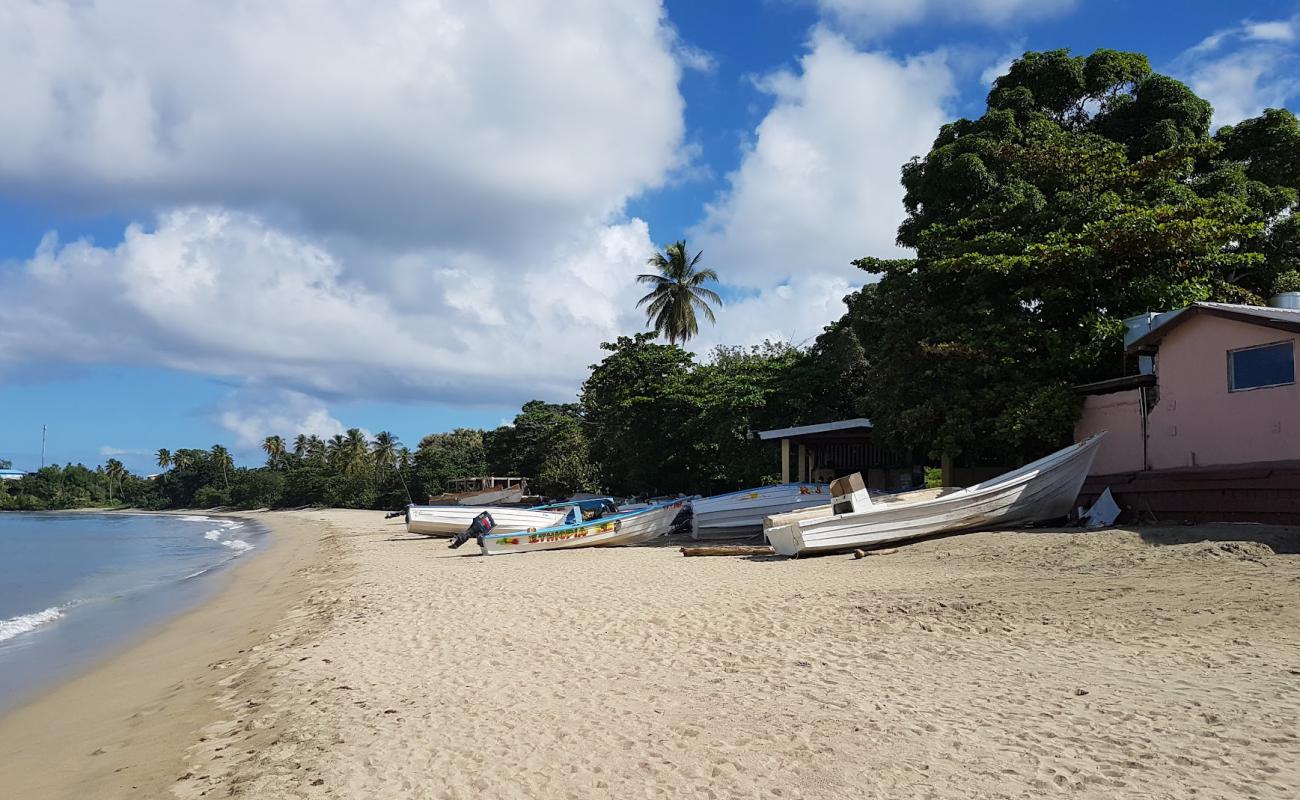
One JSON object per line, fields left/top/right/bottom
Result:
{"left": 176, "top": 514, "right": 216, "bottom": 523}
{"left": 0, "top": 606, "right": 65, "bottom": 643}
{"left": 203, "top": 529, "right": 223, "bottom": 541}
{"left": 221, "top": 539, "right": 255, "bottom": 555}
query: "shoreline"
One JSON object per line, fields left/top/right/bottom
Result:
{"left": 0, "top": 510, "right": 336, "bottom": 799}
{"left": 2, "top": 512, "right": 1298, "bottom": 798}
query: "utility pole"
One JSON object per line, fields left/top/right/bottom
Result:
{"left": 41, "top": 424, "right": 47, "bottom": 469}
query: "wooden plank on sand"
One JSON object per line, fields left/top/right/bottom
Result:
{"left": 680, "top": 546, "right": 775, "bottom": 557}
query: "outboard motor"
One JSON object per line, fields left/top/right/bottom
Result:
{"left": 450, "top": 511, "right": 496, "bottom": 549}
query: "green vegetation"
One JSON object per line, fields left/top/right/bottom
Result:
{"left": 7, "top": 47, "right": 1298, "bottom": 513}
{"left": 637, "top": 240, "right": 722, "bottom": 344}
{"left": 848, "top": 48, "right": 1300, "bottom": 466}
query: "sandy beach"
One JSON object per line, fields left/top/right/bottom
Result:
{"left": 3, "top": 510, "right": 1299, "bottom": 799}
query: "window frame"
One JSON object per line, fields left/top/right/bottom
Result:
{"left": 1227, "top": 339, "right": 1296, "bottom": 393}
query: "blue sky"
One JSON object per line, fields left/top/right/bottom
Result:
{"left": 2, "top": 0, "right": 1298, "bottom": 474}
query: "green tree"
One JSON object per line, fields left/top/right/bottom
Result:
{"left": 210, "top": 444, "right": 233, "bottom": 490}
{"left": 580, "top": 334, "right": 694, "bottom": 495}
{"left": 637, "top": 240, "right": 722, "bottom": 344}
{"left": 847, "top": 48, "right": 1298, "bottom": 465}
{"left": 262, "top": 435, "right": 286, "bottom": 468}
{"left": 411, "top": 428, "right": 488, "bottom": 500}
{"left": 104, "top": 458, "right": 126, "bottom": 504}
{"left": 492, "top": 401, "right": 598, "bottom": 498}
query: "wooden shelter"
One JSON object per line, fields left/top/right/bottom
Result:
{"left": 756, "top": 419, "right": 921, "bottom": 491}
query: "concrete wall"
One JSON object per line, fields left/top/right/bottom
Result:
{"left": 1075, "top": 388, "right": 1145, "bottom": 474}
{"left": 1147, "top": 315, "right": 1300, "bottom": 469}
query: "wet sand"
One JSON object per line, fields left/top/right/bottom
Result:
{"left": 0, "top": 512, "right": 334, "bottom": 798}
{"left": 4, "top": 510, "right": 1300, "bottom": 799}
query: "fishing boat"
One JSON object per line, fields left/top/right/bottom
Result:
{"left": 405, "top": 497, "right": 618, "bottom": 538}
{"left": 406, "top": 506, "right": 563, "bottom": 537}
{"left": 459, "top": 498, "right": 687, "bottom": 556}
{"left": 763, "top": 432, "right": 1106, "bottom": 556}
{"left": 689, "top": 483, "right": 830, "bottom": 539}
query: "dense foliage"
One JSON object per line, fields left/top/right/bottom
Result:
{"left": 848, "top": 48, "right": 1300, "bottom": 463}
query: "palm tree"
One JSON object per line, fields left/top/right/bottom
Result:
{"left": 210, "top": 444, "right": 233, "bottom": 489}
{"left": 172, "top": 450, "right": 191, "bottom": 470}
{"left": 637, "top": 240, "right": 722, "bottom": 345}
{"left": 262, "top": 435, "right": 286, "bottom": 468}
{"left": 343, "top": 428, "right": 369, "bottom": 477}
{"left": 104, "top": 459, "right": 125, "bottom": 504}
{"left": 307, "top": 435, "right": 326, "bottom": 465}
{"left": 371, "top": 431, "right": 398, "bottom": 471}
{"left": 156, "top": 448, "right": 171, "bottom": 471}
{"left": 292, "top": 433, "right": 309, "bottom": 459}
{"left": 326, "top": 435, "right": 346, "bottom": 470}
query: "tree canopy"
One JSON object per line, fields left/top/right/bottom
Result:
{"left": 850, "top": 47, "right": 1300, "bottom": 462}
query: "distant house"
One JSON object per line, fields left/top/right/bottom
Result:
{"left": 0, "top": 468, "right": 27, "bottom": 481}
{"left": 1075, "top": 300, "right": 1300, "bottom": 521}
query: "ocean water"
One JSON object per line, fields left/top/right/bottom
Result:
{"left": 0, "top": 512, "right": 266, "bottom": 713}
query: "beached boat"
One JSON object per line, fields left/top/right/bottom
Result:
{"left": 406, "top": 505, "right": 564, "bottom": 537}
{"left": 405, "top": 497, "right": 618, "bottom": 538}
{"left": 763, "top": 433, "right": 1106, "bottom": 556}
{"left": 462, "top": 498, "right": 687, "bottom": 556}
{"left": 689, "top": 483, "right": 830, "bottom": 539}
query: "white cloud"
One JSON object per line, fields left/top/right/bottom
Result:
{"left": 216, "top": 389, "right": 351, "bottom": 451}
{"left": 0, "top": 0, "right": 684, "bottom": 251}
{"left": 1175, "top": 16, "right": 1300, "bottom": 127}
{"left": 695, "top": 29, "right": 953, "bottom": 287}
{"left": 980, "top": 41, "right": 1026, "bottom": 88}
{"left": 99, "top": 446, "right": 146, "bottom": 457}
{"left": 0, "top": 1, "right": 697, "bottom": 424}
{"left": 689, "top": 27, "right": 952, "bottom": 348}
{"left": 1245, "top": 20, "right": 1296, "bottom": 43}
{"left": 0, "top": 208, "right": 656, "bottom": 409}
{"left": 688, "top": 272, "right": 859, "bottom": 355}
{"left": 816, "top": 0, "right": 1075, "bottom": 34}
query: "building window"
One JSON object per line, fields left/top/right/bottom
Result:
{"left": 1228, "top": 341, "right": 1295, "bottom": 391}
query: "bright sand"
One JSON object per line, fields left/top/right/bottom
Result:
{"left": 2, "top": 510, "right": 1299, "bottom": 798}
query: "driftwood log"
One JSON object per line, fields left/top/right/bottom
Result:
{"left": 679, "top": 546, "right": 775, "bottom": 557}
{"left": 852, "top": 547, "right": 899, "bottom": 559}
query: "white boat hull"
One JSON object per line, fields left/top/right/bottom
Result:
{"left": 477, "top": 500, "right": 685, "bottom": 555}
{"left": 690, "top": 483, "right": 830, "bottom": 539}
{"left": 407, "top": 506, "right": 564, "bottom": 537}
{"left": 764, "top": 433, "right": 1105, "bottom": 556}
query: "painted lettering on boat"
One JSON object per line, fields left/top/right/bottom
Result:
{"left": 501, "top": 519, "right": 622, "bottom": 546}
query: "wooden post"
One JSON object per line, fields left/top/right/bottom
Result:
{"left": 781, "top": 438, "right": 791, "bottom": 484}
{"left": 941, "top": 452, "right": 955, "bottom": 487}
{"left": 798, "top": 444, "right": 807, "bottom": 483}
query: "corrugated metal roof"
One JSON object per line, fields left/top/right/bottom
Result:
{"left": 1127, "top": 302, "right": 1300, "bottom": 352}
{"left": 756, "top": 418, "right": 873, "bottom": 440}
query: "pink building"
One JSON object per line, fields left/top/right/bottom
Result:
{"left": 1075, "top": 302, "right": 1300, "bottom": 522}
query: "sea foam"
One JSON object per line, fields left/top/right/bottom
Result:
{"left": 222, "top": 539, "right": 255, "bottom": 555}
{"left": 0, "top": 606, "right": 65, "bottom": 644}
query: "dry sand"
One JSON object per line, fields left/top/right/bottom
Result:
{"left": 4, "top": 510, "right": 1300, "bottom": 799}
